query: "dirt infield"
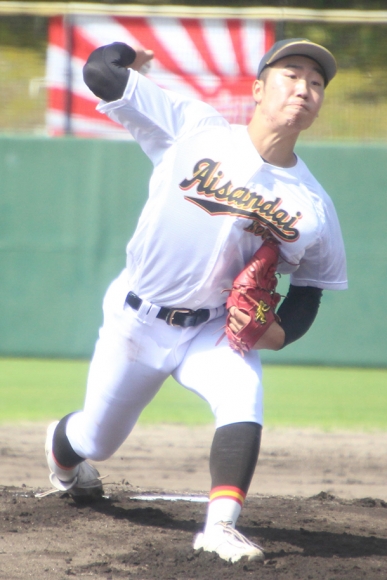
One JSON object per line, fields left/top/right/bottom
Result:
{"left": 1, "top": 423, "right": 387, "bottom": 579}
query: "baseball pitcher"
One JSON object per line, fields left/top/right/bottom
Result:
{"left": 44, "top": 38, "right": 347, "bottom": 563}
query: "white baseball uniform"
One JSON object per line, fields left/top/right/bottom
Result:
{"left": 66, "top": 70, "right": 347, "bottom": 460}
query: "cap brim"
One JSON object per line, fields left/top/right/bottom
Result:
{"left": 266, "top": 40, "right": 337, "bottom": 85}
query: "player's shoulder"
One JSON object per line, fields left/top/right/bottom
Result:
{"left": 295, "top": 155, "right": 340, "bottom": 227}
{"left": 295, "top": 155, "right": 331, "bottom": 198}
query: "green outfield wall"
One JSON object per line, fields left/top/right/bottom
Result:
{"left": 0, "top": 136, "right": 386, "bottom": 367}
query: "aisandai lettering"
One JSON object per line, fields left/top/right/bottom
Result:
{"left": 179, "top": 158, "right": 302, "bottom": 241}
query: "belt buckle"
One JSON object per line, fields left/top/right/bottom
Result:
{"left": 167, "top": 308, "right": 192, "bottom": 327}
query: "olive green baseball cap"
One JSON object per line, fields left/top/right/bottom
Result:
{"left": 257, "top": 38, "right": 337, "bottom": 86}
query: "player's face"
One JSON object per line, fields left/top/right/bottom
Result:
{"left": 253, "top": 55, "right": 325, "bottom": 132}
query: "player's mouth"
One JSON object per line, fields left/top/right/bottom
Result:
{"left": 288, "top": 101, "right": 309, "bottom": 111}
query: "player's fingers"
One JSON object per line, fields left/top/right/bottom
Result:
{"left": 141, "top": 49, "right": 154, "bottom": 62}
{"left": 227, "top": 307, "right": 236, "bottom": 333}
{"left": 131, "top": 48, "right": 154, "bottom": 68}
{"left": 131, "top": 48, "right": 154, "bottom": 72}
{"left": 131, "top": 47, "right": 154, "bottom": 57}
{"left": 229, "top": 320, "right": 238, "bottom": 333}
{"left": 228, "top": 308, "right": 239, "bottom": 334}
{"left": 233, "top": 307, "right": 250, "bottom": 325}
{"left": 228, "top": 307, "right": 249, "bottom": 332}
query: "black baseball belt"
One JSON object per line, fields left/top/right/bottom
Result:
{"left": 125, "top": 291, "right": 210, "bottom": 328}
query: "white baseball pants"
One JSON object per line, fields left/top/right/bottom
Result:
{"left": 66, "top": 271, "right": 264, "bottom": 462}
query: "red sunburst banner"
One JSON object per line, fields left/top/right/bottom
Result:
{"left": 46, "top": 15, "right": 275, "bottom": 138}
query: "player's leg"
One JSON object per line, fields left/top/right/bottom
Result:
{"left": 45, "top": 275, "right": 175, "bottom": 497}
{"left": 174, "top": 314, "right": 265, "bottom": 562}
{"left": 206, "top": 421, "right": 261, "bottom": 528}
{"left": 46, "top": 337, "right": 170, "bottom": 496}
{"left": 45, "top": 332, "right": 171, "bottom": 497}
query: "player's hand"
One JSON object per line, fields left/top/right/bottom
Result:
{"left": 130, "top": 49, "right": 154, "bottom": 74}
{"left": 228, "top": 307, "right": 285, "bottom": 350}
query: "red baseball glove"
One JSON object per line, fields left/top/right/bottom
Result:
{"left": 223, "top": 237, "right": 281, "bottom": 355}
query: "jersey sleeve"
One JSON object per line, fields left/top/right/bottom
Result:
{"left": 97, "top": 71, "right": 227, "bottom": 165}
{"left": 290, "top": 194, "right": 348, "bottom": 290}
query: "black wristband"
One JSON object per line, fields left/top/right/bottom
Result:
{"left": 83, "top": 42, "right": 136, "bottom": 102}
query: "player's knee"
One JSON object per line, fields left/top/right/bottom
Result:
{"left": 85, "top": 445, "right": 114, "bottom": 462}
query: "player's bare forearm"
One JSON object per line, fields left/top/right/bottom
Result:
{"left": 228, "top": 307, "right": 285, "bottom": 350}
{"left": 252, "top": 321, "right": 285, "bottom": 350}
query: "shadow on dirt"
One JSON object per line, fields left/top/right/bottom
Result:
{"left": 77, "top": 492, "right": 387, "bottom": 561}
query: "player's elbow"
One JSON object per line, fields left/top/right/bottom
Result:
{"left": 83, "top": 62, "right": 126, "bottom": 102}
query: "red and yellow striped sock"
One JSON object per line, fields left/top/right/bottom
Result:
{"left": 205, "top": 486, "right": 246, "bottom": 531}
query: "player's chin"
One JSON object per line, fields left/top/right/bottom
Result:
{"left": 285, "top": 112, "right": 316, "bottom": 131}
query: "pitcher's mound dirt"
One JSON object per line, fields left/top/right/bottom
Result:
{"left": 0, "top": 423, "right": 386, "bottom": 579}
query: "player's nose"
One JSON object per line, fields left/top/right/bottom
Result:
{"left": 295, "top": 79, "right": 308, "bottom": 98}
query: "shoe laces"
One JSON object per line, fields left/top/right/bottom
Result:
{"left": 218, "top": 521, "right": 264, "bottom": 551}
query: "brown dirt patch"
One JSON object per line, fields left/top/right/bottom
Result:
{"left": 0, "top": 423, "right": 387, "bottom": 579}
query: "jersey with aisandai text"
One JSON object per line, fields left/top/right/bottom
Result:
{"left": 98, "top": 71, "right": 347, "bottom": 310}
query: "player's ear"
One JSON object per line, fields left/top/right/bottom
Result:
{"left": 252, "top": 79, "right": 264, "bottom": 105}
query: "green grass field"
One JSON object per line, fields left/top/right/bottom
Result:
{"left": 0, "top": 358, "right": 386, "bottom": 431}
